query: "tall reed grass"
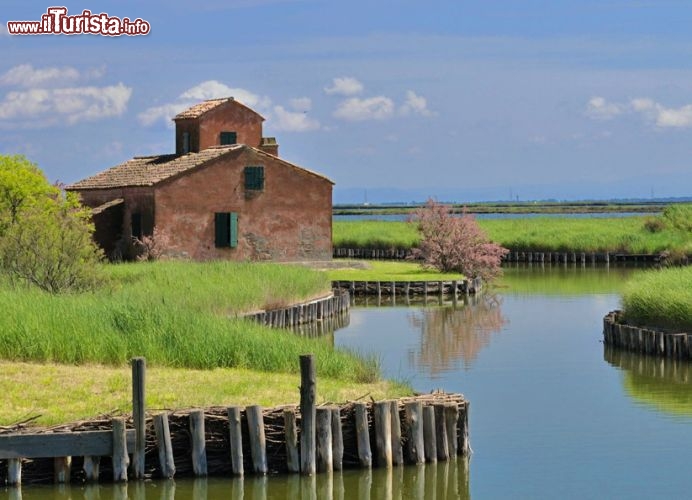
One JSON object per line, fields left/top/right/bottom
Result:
{"left": 0, "top": 262, "right": 379, "bottom": 382}
{"left": 621, "top": 266, "right": 692, "bottom": 331}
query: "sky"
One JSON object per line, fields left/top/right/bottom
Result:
{"left": 1, "top": 0, "right": 692, "bottom": 204}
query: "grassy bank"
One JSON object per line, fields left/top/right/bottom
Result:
{"left": 334, "top": 216, "right": 692, "bottom": 255}
{"left": 0, "top": 261, "right": 377, "bottom": 381}
{"left": 324, "top": 260, "right": 463, "bottom": 282}
{"left": 621, "top": 267, "right": 692, "bottom": 331}
{"left": 0, "top": 362, "right": 409, "bottom": 426}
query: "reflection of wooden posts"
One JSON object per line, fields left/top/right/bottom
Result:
{"left": 300, "top": 354, "right": 317, "bottom": 475}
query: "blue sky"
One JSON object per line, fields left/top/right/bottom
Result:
{"left": 1, "top": 0, "right": 691, "bottom": 203}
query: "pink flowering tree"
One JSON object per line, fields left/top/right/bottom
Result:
{"left": 410, "top": 199, "right": 509, "bottom": 281}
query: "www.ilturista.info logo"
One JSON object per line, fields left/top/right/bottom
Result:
{"left": 6, "top": 7, "right": 150, "bottom": 36}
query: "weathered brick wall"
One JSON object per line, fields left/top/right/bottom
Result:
{"left": 175, "top": 101, "right": 263, "bottom": 154}
{"left": 155, "top": 147, "right": 332, "bottom": 261}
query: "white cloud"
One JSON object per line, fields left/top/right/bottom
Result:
{"left": 139, "top": 80, "right": 271, "bottom": 127}
{"left": 588, "top": 96, "right": 692, "bottom": 129}
{"left": 333, "top": 96, "right": 395, "bottom": 121}
{"left": 0, "top": 64, "right": 106, "bottom": 88}
{"left": 399, "top": 90, "right": 433, "bottom": 117}
{"left": 324, "top": 77, "right": 364, "bottom": 96}
{"left": 585, "top": 96, "right": 622, "bottom": 120}
{"left": 0, "top": 83, "right": 132, "bottom": 127}
{"left": 271, "top": 105, "right": 320, "bottom": 132}
{"left": 289, "top": 97, "right": 312, "bottom": 112}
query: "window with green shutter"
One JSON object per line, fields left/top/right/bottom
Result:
{"left": 220, "top": 131, "right": 237, "bottom": 145}
{"left": 244, "top": 166, "right": 264, "bottom": 191}
{"left": 214, "top": 212, "right": 238, "bottom": 248}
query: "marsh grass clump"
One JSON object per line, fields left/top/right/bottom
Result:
{"left": 621, "top": 266, "right": 692, "bottom": 332}
{"left": 0, "top": 261, "right": 380, "bottom": 383}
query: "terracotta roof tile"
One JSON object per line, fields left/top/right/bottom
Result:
{"left": 173, "top": 98, "right": 231, "bottom": 120}
{"left": 67, "top": 145, "right": 241, "bottom": 190}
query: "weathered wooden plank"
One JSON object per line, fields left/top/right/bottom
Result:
{"left": 434, "top": 404, "right": 449, "bottom": 461}
{"left": 316, "top": 407, "right": 333, "bottom": 473}
{"left": 154, "top": 413, "right": 176, "bottom": 479}
{"left": 300, "top": 354, "right": 317, "bottom": 475}
{"left": 405, "top": 401, "right": 425, "bottom": 464}
{"left": 283, "top": 409, "right": 300, "bottom": 473}
{"left": 331, "top": 407, "right": 344, "bottom": 471}
{"left": 247, "top": 405, "right": 268, "bottom": 474}
{"left": 423, "top": 406, "right": 437, "bottom": 462}
{"left": 374, "top": 401, "right": 393, "bottom": 468}
{"left": 444, "top": 403, "right": 458, "bottom": 457}
{"left": 112, "top": 417, "right": 129, "bottom": 482}
{"left": 0, "top": 429, "right": 136, "bottom": 459}
{"left": 389, "top": 400, "right": 403, "bottom": 466}
{"left": 131, "top": 357, "right": 146, "bottom": 479}
{"left": 228, "top": 406, "right": 244, "bottom": 476}
{"left": 354, "top": 402, "right": 372, "bottom": 468}
{"left": 190, "top": 410, "right": 208, "bottom": 476}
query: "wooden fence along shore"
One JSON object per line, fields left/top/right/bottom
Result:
{"left": 332, "top": 279, "right": 482, "bottom": 297}
{"left": 242, "top": 291, "right": 350, "bottom": 330}
{"left": 0, "top": 356, "right": 470, "bottom": 486}
{"left": 603, "top": 310, "right": 692, "bottom": 360}
{"left": 333, "top": 247, "right": 673, "bottom": 264}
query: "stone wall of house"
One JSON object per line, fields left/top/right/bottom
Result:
{"left": 155, "top": 147, "right": 333, "bottom": 261}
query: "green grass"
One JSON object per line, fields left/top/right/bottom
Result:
{"left": 621, "top": 266, "right": 692, "bottom": 331}
{"left": 333, "top": 216, "right": 692, "bottom": 255}
{"left": 0, "top": 261, "right": 379, "bottom": 383}
{"left": 326, "top": 261, "right": 463, "bottom": 282}
{"left": 0, "top": 362, "right": 410, "bottom": 426}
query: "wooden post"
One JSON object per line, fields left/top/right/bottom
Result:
{"left": 112, "top": 417, "right": 129, "bottom": 482}
{"left": 458, "top": 402, "right": 470, "bottom": 456}
{"left": 405, "top": 401, "right": 425, "bottom": 464}
{"left": 54, "top": 456, "right": 71, "bottom": 483}
{"left": 433, "top": 404, "right": 449, "bottom": 461}
{"left": 83, "top": 456, "right": 100, "bottom": 482}
{"left": 190, "top": 410, "right": 208, "bottom": 476}
{"left": 154, "top": 413, "right": 176, "bottom": 479}
{"left": 300, "top": 354, "right": 317, "bottom": 475}
{"left": 131, "top": 357, "right": 146, "bottom": 480}
{"left": 423, "top": 406, "right": 437, "bottom": 462}
{"left": 7, "top": 458, "right": 21, "bottom": 486}
{"left": 227, "top": 406, "right": 244, "bottom": 476}
{"left": 247, "top": 405, "right": 268, "bottom": 474}
{"left": 374, "top": 401, "right": 393, "bottom": 468}
{"left": 389, "top": 401, "right": 403, "bottom": 466}
{"left": 316, "top": 407, "right": 333, "bottom": 473}
{"left": 354, "top": 402, "right": 372, "bottom": 467}
{"left": 331, "top": 407, "right": 344, "bottom": 471}
{"left": 284, "top": 409, "right": 300, "bottom": 473}
{"left": 444, "top": 403, "right": 459, "bottom": 457}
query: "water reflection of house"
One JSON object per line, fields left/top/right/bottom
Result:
{"left": 67, "top": 97, "right": 333, "bottom": 261}
{"left": 409, "top": 295, "right": 506, "bottom": 375}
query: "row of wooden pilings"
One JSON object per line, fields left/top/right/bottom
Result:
{"left": 242, "top": 291, "right": 350, "bottom": 329}
{"left": 0, "top": 356, "right": 470, "bottom": 486}
{"left": 332, "top": 279, "right": 482, "bottom": 297}
{"left": 603, "top": 311, "right": 692, "bottom": 360}
{"left": 333, "top": 247, "right": 667, "bottom": 264}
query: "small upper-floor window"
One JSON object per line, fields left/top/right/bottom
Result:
{"left": 182, "top": 132, "right": 190, "bottom": 153}
{"left": 220, "top": 131, "right": 237, "bottom": 145}
{"left": 244, "top": 166, "right": 264, "bottom": 191}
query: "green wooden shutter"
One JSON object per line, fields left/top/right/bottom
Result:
{"left": 230, "top": 212, "right": 238, "bottom": 248}
{"left": 244, "top": 166, "right": 264, "bottom": 190}
{"left": 215, "top": 212, "right": 230, "bottom": 247}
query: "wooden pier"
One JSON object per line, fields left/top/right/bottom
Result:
{"left": 0, "top": 356, "right": 470, "bottom": 486}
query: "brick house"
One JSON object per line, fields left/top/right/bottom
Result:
{"left": 67, "top": 97, "right": 333, "bottom": 261}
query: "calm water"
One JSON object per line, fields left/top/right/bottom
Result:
{"left": 7, "top": 264, "right": 692, "bottom": 499}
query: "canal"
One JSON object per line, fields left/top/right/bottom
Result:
{"left": 8, "top": 264, "right": 692, "bottom": 499}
